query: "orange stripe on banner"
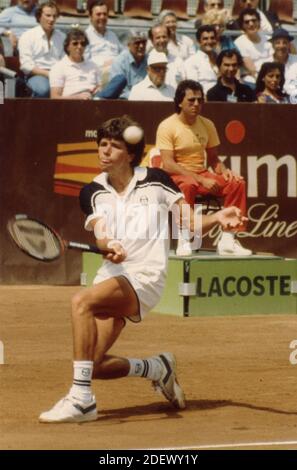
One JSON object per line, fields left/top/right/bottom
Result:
{"left": 56, "top": 153, "right": 99, "bottom": 167}
{"left": 57, "top": 142, "right": 97, "bottom": 153}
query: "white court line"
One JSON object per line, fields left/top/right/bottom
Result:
{"left": 148, "top": 440, "right": 297, "bottom": 450}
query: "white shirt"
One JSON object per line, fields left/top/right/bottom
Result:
{"left": 184, "top": 49, "right": 218, "bottom": 93}
{"left": 167, "top": 33, "right": 196, "bottom": 60}
{"left": 258, "top": 9, "right": 273, "bottom": 35}
{"left": 18, "top": 25, "right": 65, "bottom": 74}
{"left": 128, "top": 75, "right": 175, "bottom": 101}
{"left": 234, "top": 32, "right": 273, "bottom": 73}
{"left": 49, "top": 55, "right": 102, "bottom": 97}
{"left": 165, "top": 51, "right": 186, "bottom": 89}
{"left": 284, "top": 58, "right": 297, "bottom": 97}
{"left": 80, "top": 167, "right": 183, "bottom": 317}
{"left": 84, "top": 25, "right": 123, "bottom": 67}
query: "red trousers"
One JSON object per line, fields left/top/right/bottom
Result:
{"left": 171, "top": 170, "right": 247, "bottom": 231}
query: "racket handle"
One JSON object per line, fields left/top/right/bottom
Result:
{"left": 68, "top": 241, "right": 105, "bottom": 254}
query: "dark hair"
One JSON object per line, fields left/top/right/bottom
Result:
{"left": 97, "top": 115, "right": 145, "bottom": 167}
{"left": 64, "top": 29, "right": 89, "bottom": 54}
{"left": 238, "top": 8, "right": 260, "bottom": 29}
{"left": 196, "top": 24, "right": 216, "bottom": 42}
{"left": 255, "top": 61, "right": 285, "bottom": 95}
{"left": 88, "top": 0, "right": 108, "bottom": 16}
{"left": 35, "top": 1, "right": 59, "bottom": 22}
{"left": 174, "top": 80, "right": 204, "bottom": 113}
{"left": 216, "top": 48, "right": 243, "bottom": 67}
{"left": 148, "top": 23, "right": 169, "bottom": 42}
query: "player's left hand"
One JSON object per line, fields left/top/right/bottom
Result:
{"left": 217, "top": 206, "right": 248, "bottom": 230}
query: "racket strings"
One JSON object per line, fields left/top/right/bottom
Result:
{"left": 11, "top": 220, "right": 61, "bottom": 260}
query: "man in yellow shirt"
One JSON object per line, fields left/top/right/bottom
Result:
{"left": 156, "top": 79, "right": 251, "bottom": 256}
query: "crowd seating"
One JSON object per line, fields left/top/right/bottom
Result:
{"left": 122, "top": 0, "right": 153, "bottom": 19}
{"left": 269, "top": 0, "right": 295, "bottom": 25}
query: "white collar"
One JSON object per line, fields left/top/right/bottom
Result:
{"left": 94, "top": 167, "right": 147, "bottom": 187}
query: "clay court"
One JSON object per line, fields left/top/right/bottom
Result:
{"left": 1, "top": 285, "right": 297, "bottom": 450}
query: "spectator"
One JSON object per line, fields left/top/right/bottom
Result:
{"left": 129, "top": 50, "right": 175, "bottom": 101}
{"left": 0, "top": 0, "right": 37, "bottom": 53}
{"left": 269, "top": 28, "right": 297, "bottom": 96}
{"left": 148, "top": 23, "right": 185, "bottom": 90}
{"left": 207, "top": 48, "right": 255, "bottom": 101}
{"left": 255, "top": 61, "right": 289, "bottom": 103}
{"left": 156, "top": 79, "right": 252, "bottom": 257}
{"left": 185, "top": 25, "right": 218, "bottom": 94}
{"left": 18, "top": 1, "right": 65, "bottom": 98}
{"left": 204, "top": 0, "right": 225, "bottom": 11}
{"left": 49, "top": 29, "right": 101, "bottom": 100}
{"left": 85, "top": 0, "right": 122, "bottom": 86}
{"left": 157, "top": 9, "right": 196, "bottom": 60}
{"left": 227, "top": 0, "right": 279, "bottom": 35}
{"left": 201, "top": 7, "right": 235, "bottom": 52}
{"left": 234, "top": 8, "right": 273, "bottom": 86}
{"left": 103, "top": 29, "right": 148, "bottom": 100}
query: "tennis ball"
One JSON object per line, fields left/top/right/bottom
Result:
{"left": 123, "top": 126, "right": 143, "bottom": 145}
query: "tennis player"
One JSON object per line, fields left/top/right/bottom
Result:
{"left": 39, "top": 115, "right": 247, "bottom": 423}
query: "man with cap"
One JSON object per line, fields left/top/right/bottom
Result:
{"left": 269, "top": 28, "right": 297, "bottom": 96}
{"left": 101, "top": 29, "right": 148, "bottom": 99}
{"left": 129, "top": 50, "right": 175, "bottom": 101}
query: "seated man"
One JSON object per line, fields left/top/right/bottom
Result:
{"left": 129, "top": 50, "right": 175, "bottom": 101}
{"left": 207, "top": 49, "right": 256, "bottom": 102}
{"left": 234, "top": 8, "right": 273, "bottom": 87}
{"left": 185, "top": 25, "right": 218, "bottom": 94}
{"left": 156, "top": 79, "right": 252, "bottom": 256}
{"left": 49, "top": 29, "right": 101, "bottom": 100}
{"left": 103, "top": 29, "right": 148, "bottom": 100}
{"left": 0, "top": 0, "right": 37, "bottom": 54}
{"left": 18, "top": 1, "right": 65, "bottom": 98}
{"left": 84, "top": 0, "right": 123, "bottom": 87}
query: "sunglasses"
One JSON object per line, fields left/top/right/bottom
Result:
{"left": 132, "top": 40, "right": 147, "bottom": 46}
{"left": 70, "top": 40, "right": 87, "bottom": 46}
{"left": 243, "top": 18, "right": 258, "bottom": 24}
{"left": 188, "top": 97, "right": 204, "bottom": 103}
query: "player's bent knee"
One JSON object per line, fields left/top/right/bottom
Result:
{"left": 71, "top": 290, "right": 93, "bottom": 317}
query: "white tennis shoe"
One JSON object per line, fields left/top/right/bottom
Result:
{"left": 152, "top": 352, "right": 186, "bottom": 410}
{"left": 217, "top": 239, "right": 252, "bottom": 256}
{"left": 39, "top": 394, "right": 98, "bottom": 423}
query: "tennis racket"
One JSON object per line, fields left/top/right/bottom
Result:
{"left": 7, "top": 214, "right": 108, "bottom": 262}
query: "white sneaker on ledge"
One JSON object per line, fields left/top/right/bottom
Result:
{"left": 217, "top": 239, "right": 252, "bottom": 256}
{"left": 176, "top": 237, "right": 192, "bottom": 256}
{"left": 39, "top": 394, "right": 98, "bottom": 423}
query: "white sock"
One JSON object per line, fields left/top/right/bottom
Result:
{"left": 220, "top": 232, "right": 235, "bottom": 244}
{"left": 69, "top": 360, "right": 94, "bottom": 402}
{"left": 128, "top": 358, "right": 163, "bottom": 381}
